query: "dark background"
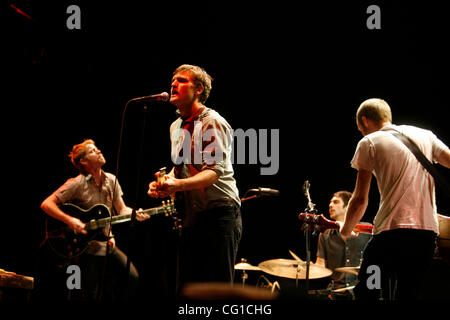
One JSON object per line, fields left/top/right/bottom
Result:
{"left": 3, "top": 0, "right": 450, "bottom": 300}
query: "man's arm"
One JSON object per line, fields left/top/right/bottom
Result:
{"left": 160, "top": 169, "right": 219, "bottom": 194}
{"left": 341, "top": 169, "right": 372, "bottom": 237}
{"left": 113, "top": 195, "right": 150, "bottom": 221}
{"left": 437, "top": 148, "right": 450, "bottom": 169}
{"left": 40, "top": 193, "right": 87, "bottom": 234}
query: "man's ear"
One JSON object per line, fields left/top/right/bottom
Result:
{"left": 361, "top": 116, "right": 369, "bottom": 129}
{"left": 195, "top": 83, "right": 204, "bottom": 97}
{"left": 79, "top": 158, "right": 87, "bottom": 169}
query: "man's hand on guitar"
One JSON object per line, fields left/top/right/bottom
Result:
{"left": 148, "top": 181, "right": 169, "bottom": 198}
{"left": 68, "top": 217, "right": 87, "bottom": 235}
{"left": 107, "top": 237, "right": 116, "bottom": 252}
{"left": 135, "top": 208, "right": 151, "bottom": 221}
{"left": 148, "top": 179, "right": 172, "bottom": 198}
{"left": 148, "top": 169, "right": 181, "bottom": 198}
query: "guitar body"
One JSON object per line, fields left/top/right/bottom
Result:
{"left": 44, "top": 201, "right": 176, "bottom": 259}
{"left": 45, "top": 203, "right": 112, "bottom": 258}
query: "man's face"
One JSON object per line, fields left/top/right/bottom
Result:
{"left": 170, "top": 71, "right": 198, "bottom": 108}
{"left": 81, "top": 144, "right": 105, "bottom": 169}
{"left": 329, "top": 196, "right": 346, "bottom": 220}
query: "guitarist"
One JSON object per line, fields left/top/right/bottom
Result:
{"left": 147, "top": 65, "right": 242, "bottom": 288}
{"left": 315, "top": 191, "right": 372, "bottom": 295}
{"left": 340, "top": 98, "right": 450, "bottom": 300}
{"left": 40, "top": 139, "right": 150, "bottom": 300}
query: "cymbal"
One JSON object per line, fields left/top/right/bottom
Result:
{"left": 334, "top": 266, "right": 360, "bottom": 276}
{"left": 234, "top": 262, "right": 261, "bottom": 271}
{"left": 258, "top": 259, "right": 332, "bottom": 280}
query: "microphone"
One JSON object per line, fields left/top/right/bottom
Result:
{"left": 249, "top": 187, "right": 280, "bottom": 197}
{"left": 130, "top": 92, "right": 169, "bottom": 102}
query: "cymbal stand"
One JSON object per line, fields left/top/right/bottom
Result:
{"left": 295, "top": 263, "right": 303, "bottom": 288}
{"left": 301, "top": 181, "right": 317, "bottom": 293}
{"left": 241, "top": 270, "right": 248, "bottom": 287}
{"left": 238, "top": 258, "right": 249, "bottom": 287}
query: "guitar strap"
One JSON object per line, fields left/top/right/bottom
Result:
{"left": 389, "top": 130, "right": 450, "bottom": 194}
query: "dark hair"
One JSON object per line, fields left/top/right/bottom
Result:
{"left": 333, "top": 190, "right": 353, "bottom": 207}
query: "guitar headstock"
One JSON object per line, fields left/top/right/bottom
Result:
{"left": 157, "top": 167, "right": 167, "bottom": 186}
{"left": 298, "top": 212, "right": 339, "bottom": 234}
{"left": 161, "top": 198, "right": 175, "bottom": 216}
{"left": 160, "top": 198, "right": 182, "bottom": 231}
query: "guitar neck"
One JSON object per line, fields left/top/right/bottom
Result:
{"left": 352, "top": 224, "right": 373, "bottom": 234}
{"left": 298, "top": 212, "right": 373, "bottom": 235}
{"left": 330, "top": 222, "right": 373, "bottom": 234}
{"left": 87, "top": 206, "right": 170, "bottom": 231}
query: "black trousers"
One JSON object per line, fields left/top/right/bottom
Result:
{"left": 80, "top": 246, "right": 139, "bottom": 301}
{"left": 354, "top": 229, "right": 436, "bottom": 300}
{"left": 178, "top": 205, "right": 242, "bottom": 287}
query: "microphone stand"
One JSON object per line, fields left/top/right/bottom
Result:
{"left": 112, "top": 97, "right": 150, "bottom": 300}
{"left": 240, "top": 187, "right": 279, "bottom": 202}
{"left": 126, "top": 103, "right": 149, "bottom": 299}
{"left": 240, "top": 189, "right": 259, "bottom": 202}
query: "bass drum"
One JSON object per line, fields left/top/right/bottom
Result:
{"left": 437, "top": 213, "right": 450, "bottom": 261}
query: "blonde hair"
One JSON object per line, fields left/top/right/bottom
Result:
{"left": 68, "top": 139, "right": 95, "bottom": 174}
{"left": 173, "top": 64, "right": 213, "bottom": 103}
{"left": 356, "top": 98, "right": 392, "bottom": 127}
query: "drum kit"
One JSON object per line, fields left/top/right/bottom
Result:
{"left": 234, "top": 255, "right": 359, "bottom": 299}
{"left": 234, "top": 181, "right": 361, "bottom": 299}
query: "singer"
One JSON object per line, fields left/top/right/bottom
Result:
{"left": 148, "top": 64, "right": 242, "bottom": 288}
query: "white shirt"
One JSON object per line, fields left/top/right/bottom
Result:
{"left": 351, "top": 124, "right": 448, "bottom": 235}
{"left": 170, "top": 107, "right": 241, "bottom": 226}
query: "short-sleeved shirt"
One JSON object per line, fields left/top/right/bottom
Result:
{"left": 317, "top": 229, "right": 372, "bottom": 287}
{"left": 53, "top": 171, "right": 123, "bottom": 255}
{"left": 351, "top": 124, "right": 448, "bottom": 235}
{"left": 170, "top": 107, "right": 240, "bottom": 226}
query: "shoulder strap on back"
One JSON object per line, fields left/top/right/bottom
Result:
{"left": 390, "top": 130, "right": 450, "bottom": 194}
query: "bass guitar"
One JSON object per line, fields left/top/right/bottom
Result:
{"left": 43, "top": 200, "right": 175, "bottom": 258}
{"left": 298, "top": 212, "right": 373, "bottom": 235}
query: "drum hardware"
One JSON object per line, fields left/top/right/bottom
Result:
{"left": 334, "top": 266, "right": 360, "bottom": 276}
{"left": 234, "top": 258, "right": 260, "bottom": 287}
{"left": 288, "top": 249, "right": 307, "bottom": 287}
{"left": 256, "top": 275, "right": 280, "bottom": 295}
{"left": 332, "top": 285, "right": 356, "bottom": 293}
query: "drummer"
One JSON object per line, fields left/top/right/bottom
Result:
{"left": 315, "top": 191, "right": 372, "bottom": 291}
